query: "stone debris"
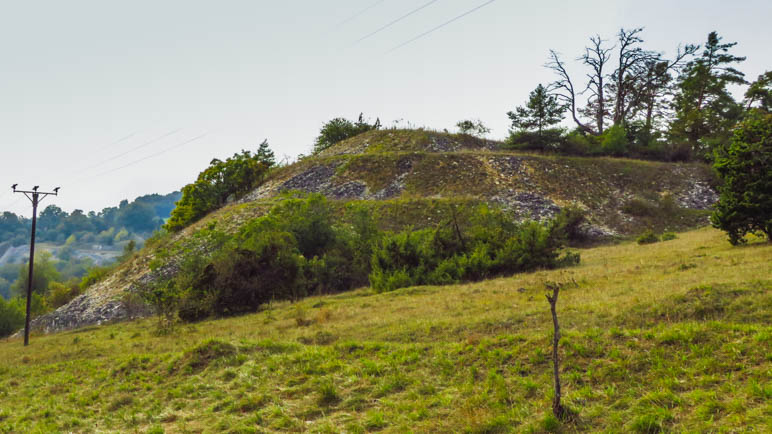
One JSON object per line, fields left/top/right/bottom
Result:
{"left": 678, "top": 180, "right": 718, "bottom": 210}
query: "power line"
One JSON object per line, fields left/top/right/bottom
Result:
{"left": 73, "top": 129, "right": 182, "bottom": 175}
{"left": 89, "top": 132, "right": 208, "bottom": 179}
{"left": 386, "top": 0, "right": 497, "bottom": 53}
{"left": 92, "top": 131, "right": 138, "bottom": 153}
{"left": 0, "top": 195, "right": 24, "bottom": 212}
{"left": 353, "top": 0, "right": 440, "bottom": 45}
{"left": 337, "top": 0, "right": 386, "bottom": 27}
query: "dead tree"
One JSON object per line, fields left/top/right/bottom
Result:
{"left": 580, "top": 35, "right": 614, "bottom": 134}
{"left": 545, "top": 281, "right": 567, "bottom": 420}
{"left": 546, "top": 50, "right": 594, "bottom": 135}
{"left": 610, "top": 28, "right": 650, "bottom": 126}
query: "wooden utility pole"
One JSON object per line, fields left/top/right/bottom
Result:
{"left": 11, "top": 185, "right": 59, "bottom": 346}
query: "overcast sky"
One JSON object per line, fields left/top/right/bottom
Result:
{"left": 1, "top": 0, "right": 770, "bottom": 216}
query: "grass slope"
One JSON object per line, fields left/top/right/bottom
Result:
{"left": 1, "top": 227, "right": 770, "bottom": 433}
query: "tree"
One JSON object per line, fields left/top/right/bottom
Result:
{"left": 313, "top": 113, "right": 380, "bottom": 155}
{"left": 546, "top": 50, "right": 594, "bottom": 135}
{"left": 711, "top": 111, "right": 772, "bottom": 244}
{"left": 579, "top": 35, "right": 614, "bottom": 134}
{"left": 166, "top": 150, "right": 272, "bottom": 231}
{"left": 744, "top": 71, "right": 772, "bottom": 112}
{"left": 508, "top": 84, "right": 566, "bottom": 134}
{"left": 11, "top": 251, "right": 61, "bottom": 297}
{"left": 455, "top": 119, "right": 491, "bottom": 137}
{"left": 671, "top": 31, "right": 746, "bottom": 159}
{"left": 0, "top": 296, "right": 24, "bottom": 338}
{"left": 256, "top": 139, "right": 276, "bottom": 166}
{"left": 117, "top": 202, "right": 159, "bottom": 233}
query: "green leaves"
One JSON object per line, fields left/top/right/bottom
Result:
{"left": 711, "top": 111, "right": 772, "bottom": 244}
{"left": 507, "top": 84, "right": 565, "bottom": 134}
{"left": 313, "top": 114, "right": 380, "bottom": 155}
{"left": 166, "top": 147, "right": 274, "bottom": 232}
{"left": 671, "top": 32, "right": 747, "bottom": 159}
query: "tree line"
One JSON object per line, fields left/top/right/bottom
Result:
{"left": 0, "top": 192, "right": 181, "bottom": 247}
{"left": 507, "top": 29, "right": 770, "bottom": 162}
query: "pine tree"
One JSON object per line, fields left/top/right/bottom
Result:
{"left": 508, "top": 84, "right": 565, "bottom": 135}
{"left": 744, "top": 71, "right": 772, "bottom": 112}
{"left": 256, "top": 139, "right": 275, "bottom": 167}
{"left": 711, "top": 111, "right": 772, "bottom": 244}
{"left": 670, "top": 32, "right": 746, "bottom": 159}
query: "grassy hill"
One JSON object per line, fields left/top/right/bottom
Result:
{"left": 1, "top": 227, "right": 770, "bottom": 432}
{"left": 245, "top": 130, "right": 716, "bottom": 237}
{"left": 23, "top": 129, "right": 720, "bottom": 338}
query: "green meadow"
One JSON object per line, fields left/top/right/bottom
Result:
{"left": 1, "top": 227, "right": 770, "bottom": 433}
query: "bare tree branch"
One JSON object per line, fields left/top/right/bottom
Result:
{"left": 545, "top": 50, "right": 595, "bottom": 135}
{"left": 580, "top": 35, "right": 614, "bottom": 133}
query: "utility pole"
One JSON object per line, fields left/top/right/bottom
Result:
{"left": 11, "top": 184, "right": 60, "bottom": 346}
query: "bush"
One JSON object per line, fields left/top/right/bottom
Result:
{"left": 166, "top": 147, "right": 274, "bottom": 232}
{"left": 636, "top": 229, "right": 660, "bottom": 245}
{"left": 150, "top": 194, "right": 377, "bottom": 323}
{"left": 622, "top": 198, "right": 660, "bottom": 217}
{"left": 456, "top": 119, "right": 491, "bottom": 138}
{"left": 0, "top": 297, "right": 24, "bottom": 338}
{"left": 661, "top": 232, "right": 677, "bottom": 241}
{"left": 47, "top": 280, "right": 83, "bottom": 309}
{"left": 313, "top": 114, "right": 380, "bottom": 155}
{"left": 505, "top": 128, "right": 565, "bottom": 152}
{"left": 369, "top": 206, "right": 580, "bottom": 292}
{"left": 79, "top": 265, "right": 116, "bottom": 290}
{"left": 601, "top": 124, "right": 629, "bottom": 156}
{"left": 561, "top": 130, "right": 602, "bottom": 155}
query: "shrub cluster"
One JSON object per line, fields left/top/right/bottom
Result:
{"left": 370, "top": 206, "right": 581, "bottom": 292}
{"left": 312, "top": 114, "right": 381, "bottom": 155}
{"left": 146, "top": 194, "right": 379, "bottom": 322}
{"left": 505, "top": 125, "right": 694, "bottom": 162}
{"left": 143, "top": 194, "right": 582, "bottom": 324}
{"left": 636, "top": 230, "right": 678, "bottom": 245}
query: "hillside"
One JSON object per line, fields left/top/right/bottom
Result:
{"left": 1, "top": 227, "right": 769, "bottom": 432}
{"left": 25, "top": 130, "right": 719, "bottom": 334}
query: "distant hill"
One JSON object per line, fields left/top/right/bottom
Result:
{"left": 0, "top": 191, "right": 181, "bottom": 299}
{"left": 26, "top": 129, "right": 719, "bottom": 333}
{"left": 0, "top": 191, "right": 181, "bottom": 249}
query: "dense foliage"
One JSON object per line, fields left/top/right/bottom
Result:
{"left": 312, "top": 114, "right": 381, "bottom": 155}
{"left": 670, "top": 32, "right": 747, "bottom": 160}
{"left": 711, "top": 111, "right": 772, "bottom": 244}
{"left": 143, "top": 194, "right": 581, "bottom": 325}
{"left": 165, "top": 144, "right": 275, "bottom": 232}
{"left": 370, "top": 206, "right": 581, "bottom": 292}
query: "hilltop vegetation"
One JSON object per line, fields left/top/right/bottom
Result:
{"left": 0, "top": 227, "right": 769, "bottom": 432}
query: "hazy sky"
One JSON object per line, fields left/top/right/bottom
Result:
{"left": 1, "top": 0, "right": 770, "bottom": 216}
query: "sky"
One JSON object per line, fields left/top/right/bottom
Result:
{"left": 1, "top": 0, "right": 770, "bottom": 216}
